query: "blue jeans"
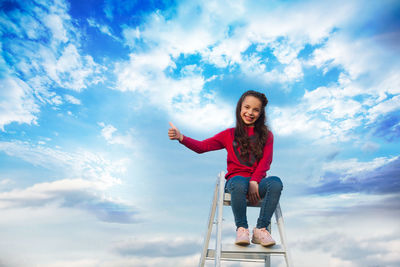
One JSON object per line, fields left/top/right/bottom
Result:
{"left": 225, "top": 176, "right": 283, "bottom": 229}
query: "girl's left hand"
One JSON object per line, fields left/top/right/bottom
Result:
{"left": 248, "top": 181, "right": 260, "bottom": 205}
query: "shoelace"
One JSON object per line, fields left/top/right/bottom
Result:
{"left": 238, "top": 228, "right": 249, "bottom": 234}
{"left": 258, "top": 228, "right": 272, "bottom": 239}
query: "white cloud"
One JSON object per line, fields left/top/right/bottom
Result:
{"left": 304, "top": 86, "right": 364, "bottom": 120}
{"left": 87, "top": 18, "right": 120, "bottom": 41}
{"left": 202, "top": 28, "right": 251, "bottom": 68}
{"left": 43, "top": 13, "right": 68, "bottom": 44}
{"left": 113, "top": 0, "right": 363, "bottom": 132}
{"left": 306, "top": 30, "right": 400, "bottom": 108}
{"left": 0, "top": 178, "right": 137, "bottom": 223}
{"left": 270, "top": 24, "right": 399, "bottom": 141}
{"left": 138, "top": 4, "right": 227, "bottom": 57}
{"left": 270, "top": 64, "right": 399, "bottom": 142}
{"left": 283, "top": 189, "right": 400, "bottom": 267}
{"left": 0, "top": 179, "right": 13, "bottom": 186}
{"left": 321, "top": 156, "right": 399, "bottom": 180}
{"left": 99, "top": 123, "right": 136, "bottom": 150}
{"left": 0, "top": 178, "right": 96, "bottom": 209}
{"left": 283, "top": 59, "right": 303, "bottom": 81}
{"left": 0, "top": 140, "right": 126, "bottom": 187}
{"left": 121, "top": 26, "right": 140, "bottom": 48}
{"left": 64, "top": 94, "right": 81, "bottom": 105}
{"left": 270, "top": 38, "right": 303, "bottom": 64}
{"left": 40, "top": 43, "right": 104, "bottom": 91}
{"left": 115, "top": 49, "right": 174, "bottom": 93}
{"left": 0, "top": 140, "right": 136, "bottom": 222}
{"left": 115, "top": 48, "right": 234, "bottom": 131}
{"left": 368, "top": 95, "right": 400, "bottom": 122}
{"left": 270, "top": 105, "right": 334, "bottom": 141}
{"left": 99, "top": 123, "right": 116, "bottom": 140}
{"left": 0, "top": 76, "right": 39, "bottom": 131}
{"left": 308, "top": 31, "right": 395, "bottom": 80}
{"left": 361, "top": 141, "right": 380, "bottom": 153}
{"left": 0, "top": 0, "right": 104, "bottom": 129}
{"left": 246, "top": 0, "right": 354, "bottom": 44}
{"left": 296, "top": 231, "right": 400, "bottom": 267}
{"left": 172, "top": 101, "right": 234, "bottom": 131}
{"left": 19, "top": 11, "right": 45, "bottom": 40}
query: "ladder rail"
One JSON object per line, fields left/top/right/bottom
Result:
{"left": 199, "top": 175, "right": 220, "bottom": 267}
{"left": 215, "top": 171, "right": 226, "bottom": 267}
{"left": 275, "top": 204, "right": 294, "bottom": 267}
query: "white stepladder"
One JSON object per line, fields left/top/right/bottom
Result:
{"left": 199, "top": 171, "right": 294, "bottom": 267}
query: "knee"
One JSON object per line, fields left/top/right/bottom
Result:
{"left": 268, "top": 176, "right": 283, "bottom": 192}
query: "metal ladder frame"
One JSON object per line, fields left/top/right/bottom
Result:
{"left": 199, "top": 171, "right": 294, "bottom": 267}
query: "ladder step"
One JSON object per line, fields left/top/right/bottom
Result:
{"left": 206, "top": 244, "right": 286, "bottom": 261}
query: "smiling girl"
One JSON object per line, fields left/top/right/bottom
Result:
{"left": 168, "top": 90, "right": 283, "bottom": 247}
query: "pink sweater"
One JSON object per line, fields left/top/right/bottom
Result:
{"left": 180, "top": 127, "right": 273, "bottom": 183}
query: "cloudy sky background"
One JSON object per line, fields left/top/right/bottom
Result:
{"left": 1, "top": 0, "right": 399, "bottom": 266}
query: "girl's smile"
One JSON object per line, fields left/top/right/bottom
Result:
{"left": 240, "top": 95, "right": 262, "bottom": 126}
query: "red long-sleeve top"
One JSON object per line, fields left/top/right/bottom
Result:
{"left": 180, "top": 127, "right": 273, "bottom": 183}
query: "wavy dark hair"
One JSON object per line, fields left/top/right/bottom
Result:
{"left": 235, "top": 90, "right": 270, "bottom": 162}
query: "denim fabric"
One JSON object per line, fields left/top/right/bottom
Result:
{"left": 225, "top": 175, "right": 283, "bottom": 229}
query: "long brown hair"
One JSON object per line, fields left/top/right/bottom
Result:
{"left": 234, "top": 90, "right": 270, "bottom": 162}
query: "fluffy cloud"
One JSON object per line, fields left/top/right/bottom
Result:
{"left": 115, "top": 48, "right": 234, "bottom": 131}
{"left": 0, "top": 76, "right": 39, "bottom": 130}
{"left": 0, "top": 178, "right": 137, "bottom": 223}
{"left": 87, "top": 18, "right": 119, "bottom": 41}
{"left": 99, "top": 123, "right": 136, "bottom": 150}
{"left": 116, "top": 0, "right": 400, "bottom": 140}
{"left": 309, "top": 156, "right": 400, "bottom": 195}
{"left": 64, "top": 94, "right": 81, "bottom": 105}
{"left": 41, "top": 43, "right": 103, "bottom": 91}
{"left": 298, "top": 232, "right": 400, "bottom": 267}
{"left": 113, "top": 0, "right": 383, "bottom": 133}
{"left": 269, "top": 82, "right": 366, "bottom": 141}
{"left": 0, "top": 140, "right": 135, "bottom": 223}
{"left": 0, "top": 0, "right": 104, "bottom": 130}
{"left": 274, "top": 28, "right": 400, "bottom": 142}
{"left": 271, "top": 70, "right": 400, "bottom": 142}
{"left": 0, "top": 140, "right": 126, "bottom": 186}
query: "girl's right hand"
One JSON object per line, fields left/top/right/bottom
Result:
{"left": 248, "top": 181, "right": 261, "bottom": 205}
{"left": 168, "top": 122, "right": 183, "bottom": 141}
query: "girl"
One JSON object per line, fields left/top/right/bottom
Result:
{"left": 168, "top": 90, "right": 283, "bottom": 247}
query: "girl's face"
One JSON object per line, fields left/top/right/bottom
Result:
{"left": 240, "top": 95, "right": 262, "bottom": 126}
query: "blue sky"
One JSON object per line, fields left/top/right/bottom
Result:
{"left": 0, "top": 0, "right": 399, "bottom": 266}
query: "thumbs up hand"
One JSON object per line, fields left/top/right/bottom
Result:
{"left": 168, "top": 122, "right": 183, "bottom": 141}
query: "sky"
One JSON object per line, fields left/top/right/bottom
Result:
{"left": 0, "top": 0, "right": 399, "bottom": 266}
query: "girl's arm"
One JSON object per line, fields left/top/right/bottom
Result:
{"left": 250, "top": 131, "right": 274, "bottom": 183}
{"left": 180, "top": 134, "right": 225, "bottom": 153}
{"left": 168, "top": 122, "right": 225, "bottom": 153}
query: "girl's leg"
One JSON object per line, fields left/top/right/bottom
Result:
{"left": 225, "top": 176, "right": 250, "bottom": 229}
{"left": 256, "top": 176, "right": 283, "bottom": 229}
